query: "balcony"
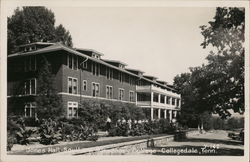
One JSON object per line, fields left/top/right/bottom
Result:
{"left": 136, "top": 85, "right": 181, "bottom": 98}
{"left": 137, "top": 101, "right": 180, "bottom": 110}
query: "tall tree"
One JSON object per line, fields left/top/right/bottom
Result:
{"left": 35, "top": 56, "right": 62, "bottom": 119}
{"left": 174, "top": 72, "right": 199, "bottom": 127}
{"left": 54, "top": 24, "right": 73, "bottom": 47}
{"left": 174, "top": 68, "right": 212, "bottom": 128}
{"left": 200, "top": 7, "right": 245, "bottom": 118}
{"left": 8, "top": 6, "right": 73, "bottom": 54}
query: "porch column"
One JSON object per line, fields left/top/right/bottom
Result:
{"left": 169, "top": 97, "right": 172, "bottom": 106}
{"left": 135, "top": 92, "right": 137, "bottom": 105}
{"left": 174, "top": 111, "right": 177, "bottom": 118}
{"left": 158, "top": 94, "right": 161, "bottom": 103}
{"left": 151, "top": 107, "right": 154, "bottom": 120}
{"left": 164, "top": 109, "right": 167, "bottom": 119}
{"left": 164, "top": 95, "right": 167, "bottom": 105}
{"left": 158, "top": 109, "right": 161, "bottom": 119}
{"left": 151, "top": 92, "right": 154, "bottom": 105}
{"left": 169, "top": 110, "right": 172, "bottom": 122}
{"left": 151, "top": 92, "right": 154, "bottom": 120}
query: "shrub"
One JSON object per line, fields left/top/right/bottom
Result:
{"left": 7, "top": 116, "right": 35, "bottom": 146}
{"left": 24, "top": 117, "right": 40, "bottom": 127}
{"left": 78, "top": 99, "right": 146, "bottom": 130}
{"left": 56, "top": 118, "right": 99, "bottom": 142}
{"left": 108, "top": 122, "right": 129, "bottom": 136}
{"left": 130, "top": 122, "right": 145, "bottom": 136}
{"left": 108, "top": 119, "right": 176, "bottom": 137}
{"left": 7, "top": 132, "right": 16, "bottom": 151}
{"left": 39, "top": 118, "right": 61, "bottom": 145}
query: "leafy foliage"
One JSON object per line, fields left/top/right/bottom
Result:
{"left": 8, "top": 6, "right": 73, "bottom": 54}
{"left": 174, "top": 7, "right": 245, "bottom": 122}
{"left": 58, "top": 118, "right": 98, "bottom": 142}
{"left": 199, "top": 7, "right": 245, "bottom": 118}
{"left": 7, "top": 116, "right": 35, "bottom": 146}
{"left": 54, "top": 24, "right": 73, "bottom": 47}
{"left": 35, "top": 56, "right": 62, "bottom": 119}
{"left": 108, "top": 119, "right": 176, "bottom": 137}
{"left": 78, "top": 99, "right": 146, "bottom": 130}
{"left": 38, "top": 118, "right": 61, "bottom": 145}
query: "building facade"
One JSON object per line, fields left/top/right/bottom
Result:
{"left": 7, "top": 42, "right": 181, "bottom": 122}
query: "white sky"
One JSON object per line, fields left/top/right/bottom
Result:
{"left": 7, "top": 6, "right": 216, "bottom": 84}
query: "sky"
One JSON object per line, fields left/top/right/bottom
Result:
{"left": 7, "top": 6, "right": 216, "bottom": 84}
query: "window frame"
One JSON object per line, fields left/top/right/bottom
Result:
{"left": 92, "top": 82, "right": 100, "bottom": 97}
{"left": 24, "top": 78, "right": 36, "bottom": 95}
{"left": 82, "top": 80, "right": 87, "bottom": 91}
{"left": 68, "top": 54, "right": 78, "bottom": 70}
{"left": 129, "top": 91, "right": 134, "bottom": 102}
{"left": 118, "top": 88, "right": 125, "bottom": 101}
{"left": 68, "top": 77, "right": 78, "bottom": 94}
{"left": 167, "top": 96, "right": 171, "bottom": 104}
{"left": 106, "top": 85, "right": 113, "bottom": 99}
{"left": 24, "top": 102, "right": 36, "bottom": 117}
{"left": 172, "top": 97, "right": 176, "bottom": 106}
{"left": 67, "top": 101, "right": 78, "bottom": 118}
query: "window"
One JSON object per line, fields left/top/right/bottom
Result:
{"left": 118, "top": 72, "right": 124, "bottom": 83}
{"left": 129, "top": 76, "right": 134, "bottom": 86}
{"left": 106, "top": 85, "right": 113, "bottom": 99}
{"left": 78, "top": 57, "right": 88, "bottom": 69}
{"left": 83, "top": 61, "right": 87, "bottom": 69}
{"left": 92, "top": 54, "right": 100, "bottom": 59}
{"left": 68, "top": 54, "right": 78, "bottom": 70}
{"left": 25, "top": 80, "right": 30, "bottom": 95}
{"left": 118, "top": 88, "right": 124, "bottom": 101}
{"left": 119, "top": 64, "right": 125, "bottom": 69}
{"left": 73, "top": 55, "right": 78, "bottom": 70}
{"left": 106, "top": 67, "right": 113, "bottom": 80}
{"left": 24, "top": 79, "right": 36, "bottom": 95}
{"left": 167, "top": 96, "right": 171, "bottom": 104}
{"left": 68, "top": 54, "right": 72, "bottom": 69}
{"left": 129, "top": 91, "right": 134, "bottom": 102}
{"left": 92, "top": 82, "right": 100, "bottom": 97}
{"left": 68, "top": 77, "right": 78, "bottom": 94}
{"left": 24, "top": 102, "right": 36, "bottom": 117}
{"left": 24, "top": 56, "right": 36, "bottom": 72}
{"left": 92, "top": 62, "right": 100, "bottom": 76}
{"left": 172, "top": 97, "right": 176, "bottom": 105}
{"left": 68, "top": 102, "right": 78, "bottom": 118}
{"left": 68, "top": 78, "right": 72, "bottom": 93}
{"left": 177, "top": 99, "right": 180, "bottom": 107}
{"left": 73, "top": 78, "right": 77, "bottom": 94}
{"left": 82, "top": 80, "right": 87, "bottom": 91}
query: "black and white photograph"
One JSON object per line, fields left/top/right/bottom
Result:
{"left": 0, "top": 0, "right": 249, "bottom": 162}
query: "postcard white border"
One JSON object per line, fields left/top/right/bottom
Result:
{"left": 0, "top": 0, "right": 249, "bottom": 162}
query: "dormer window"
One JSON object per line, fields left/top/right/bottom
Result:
{"left": 16, "top": 42, "right": 54, "bottom": 54}
{"left": 92, "top": 53, "right": 101, "bottom": 59}
{"left": 119, "top": 64, "right": 125, "bottom": 69}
